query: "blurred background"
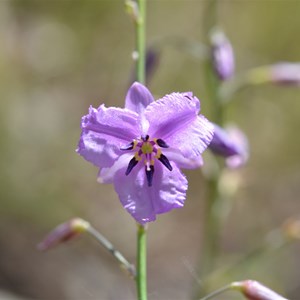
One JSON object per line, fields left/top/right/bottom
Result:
{"left": 1, "top": 0, "right": 300, "bottom": 299}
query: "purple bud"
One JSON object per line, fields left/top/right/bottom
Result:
{"left": 235, "top": 280, "right": 288, "bottom": 300}
{"left": 131, "top": 47, "right": 160, "bottom": 85}
{"left": 209, "top": 123, "right": 249, "bottom": 168}
{"left": 37, "top": 218, "right": 90, "bottom": 251}
{"left": 269, "top": 62, "right": 300, "bottom": 86}
{"left": 211, "top": 30, "right": 235, "bottom": 80}
{"left": 145, "top": 48, "right": 160, "bottom": 83}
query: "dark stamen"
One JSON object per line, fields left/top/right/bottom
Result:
{"left": 120, "top": 141, "right": 134, "bottom": 150}
{"left": 156, "top": 138, "right": 169, "bottom": 148}
{"left": 145, "top": 165, "right": 154, "bottom": 187}
{"left": 125, "top": 157, "right": 139, "bottom": 175}
{"left": 158, "top": 154, "right": 173, "bottom": 171}
{"left": 142, "top": 134, "right": 149, "bottom": 142}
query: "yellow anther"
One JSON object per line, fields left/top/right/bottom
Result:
{"left": 134, "top": 152, "right": 142, "bottom": 161}
{"left": 155, "top": 148, "right": 162, "bottom": 159}
{"left": 132, "top": 140, "right": 138, "bottom": 149}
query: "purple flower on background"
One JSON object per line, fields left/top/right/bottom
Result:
{"left": 209, "top": 123, "right": 248, "bottom": 169}
{"left": 77, "top": 82, "right": 214, "bottom": 224}
{"left": 211, "top": 30, "right": 235, "bottom": 81}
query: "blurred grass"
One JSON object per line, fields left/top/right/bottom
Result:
{"left": 0, "top": 0, "right": 300, "bottom": 299}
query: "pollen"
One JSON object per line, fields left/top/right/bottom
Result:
{"left": 141, "top": 142, "right": 153, "bottom": 154}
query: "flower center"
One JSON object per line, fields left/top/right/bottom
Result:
{"left": 120, "top": 135, "right": 172, "bottom": 187}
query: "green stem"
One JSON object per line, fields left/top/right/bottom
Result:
{"left": 136, "top": 224, "right": 147, "bottom": 300}
{"left": 199, "top": 284, "right": 232, "bottom": 300}
{"left": 202, "top": 173, "right": 221, "bottom": 274}
{"left": 194, "top": 1, "right": 224, "bottom": 298}
{"left": 87, "top": 225, "right": 136, "bottom": 278}
{"left": 136, "top": 0, "right": 146, "bottom": 84}
{"left": 134, "top": 0, "right": 147, "bottom": 299}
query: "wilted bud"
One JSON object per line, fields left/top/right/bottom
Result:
{"left": 209, "top": 123, "right": 249, "bottom": 168}
{"left": 211, "top": 29, "right": 235, "bottom": 80}
{"left": 37, "top": 218, "right": 90, "bottom": 251}
{"left": 282, "top": 217, "right": 300, "bottom": 240}
{"left": 233, "top": 280, "right": 288, "bottom": 300}
{"left": 269, "top": 63, "right": 300, "bottom": 86}
{"left": 125, "top": 0, "right": 139, "bottom": 23}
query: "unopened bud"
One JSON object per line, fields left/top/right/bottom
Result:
{"left": 211, "top": 29, "right": 235, "bottom": 80}
{"left": 145, "top": 48, "right": 160, "bottom": 84}
{"left": 37, "top": 218, "right": 90, "bottom": 251}
{"left": 269, "top": 63, "right": 300, "bottom": 86}
{"left": 233, "top": 280, "right": 288, "bottom": 300}
{"left": 209, "top": 123, "right": 249, "bottom": 168}
{"left": 246, "top": 63, "right": 300, "bottom": 86}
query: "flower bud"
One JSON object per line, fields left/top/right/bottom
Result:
{"left": 233, "top": 280, "right": 288, "bottom": 300}
{"left": 211, "top": 29, "right": 235, "bottom": 80}
{"left": 269, "top": 63, "right": 300, "bottom": 86}
{"left": 209, "top": 123, "right": 249, "bottom": 168}
{"left": 131, "top": 47, "right": 160, "bottom": 85}
{"left": 37, "top": 218, "right": 90, "bottom": 251}
{"left": 247, "top": 63, "right": 300, "bottom": 86}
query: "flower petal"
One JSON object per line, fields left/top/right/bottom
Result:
{"left": 98, "top": 153, "right": 134, "bottom": 184}
{"left": 125, "top": 82, "right": 154, "bottom": 115}
{"left": 112, "top": 162, "right": 188, "bottom": 224}
{"left": 163, "top": 148, "right": 203, "bottom": 169}
{"left": 145, "top": 92, "right": 214, "bottom": 159}
{"left": 77, "top": 105, "right": 140, "bottom": 167}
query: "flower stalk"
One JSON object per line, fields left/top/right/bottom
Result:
{"left": 136, "top": 0, "right": 146, "bottom": 85}
{"left": 196, "top": 0, "right": 227, "bottom": 297}
{"left": 135, "top": 0, "right": 147, "bottom": 299}
{"left": 87, "top": 225, "right": 136, "bottom": 278}
{"left": 136, "top": 224, "right": 147, "bottom": 300}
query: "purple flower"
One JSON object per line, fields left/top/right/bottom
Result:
{"left": 77, "top": 82, "right": 214, "bottom": 224}
{"left": 209, "top": 123, "right": 249, "bottom": 169}
{"left": 211, "top": 30, "right": 235, "bottom": 81}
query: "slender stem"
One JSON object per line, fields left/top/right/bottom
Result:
{"left": 202, "top": 173, "right": 221, "bottom": 274}
{"left": 195, "top": 1, "right": 223, "bottom": 298}
{"left": 136, "top": 0, "right": 146, "bottom": 84}
{"left": 86, "top": 226, "right": 136, "bottom": 278}
{"left": 199, "top": 284, "right": 232, "bottom": 300}
{"left": 136, "top": 224, "right": 147, "bottom": 300}
{"left": 134, "top": 0, "right": 147, "bottom": 299}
